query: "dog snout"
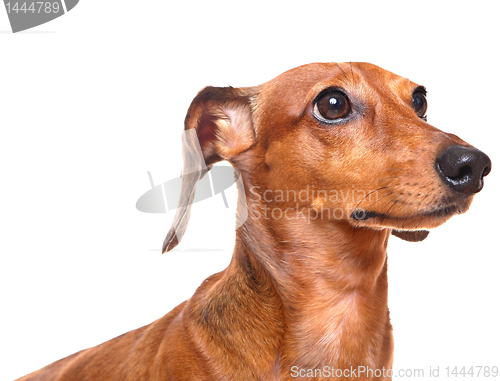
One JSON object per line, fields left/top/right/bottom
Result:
{"left": 436, "top": 145, "right": 491, "bottom": 194}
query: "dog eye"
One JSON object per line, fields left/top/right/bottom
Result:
{"left": 313, "top": 91, "right": 351, "bottom": 123}
{"left": 412, "top": 90, "right": 427, "bottom": 119}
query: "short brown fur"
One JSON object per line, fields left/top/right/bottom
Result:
{"left": 17, "top": 63, "right": 490, "bottom": 381}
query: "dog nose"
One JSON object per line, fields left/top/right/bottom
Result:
{"left": 436, "top": 145, "right": 491, "bottom": 194}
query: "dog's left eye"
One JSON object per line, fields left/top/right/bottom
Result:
{"left": 313, "top": 91, "right": 351, "bottom": 123}
{"left": 412, "top": 89, "right": 427, "bottom": 120}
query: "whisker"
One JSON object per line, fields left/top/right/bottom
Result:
{"left": 354, "top": 186, "right": 390, "bottom": 211}
{"left": 350, "top": 61, "right": 355, "bottom": 87}
{"left": 250, "top": 160, "right": 265, "bottom": 174}
{"left": 358, "top": 181, "right": 409, "bottom": 211}
{"left": 368, "top": 228, "right": 378, "bottom": 248}
{"left": 414, "top": 191, "right": 429, "bottom": 211}
{"left": 413, "top": 193, "right": 430, "bottom": 225}
{"left": 386, "top": 194, "right": 410, "bottom": 212}
{"left": 400, "top": 200, "right": 415, "bottom": 229}
{"left": 363, "top": 176, "right": 399, "bottom": 187}
{"left": 381, "top": 193, "right": 411, "bottom": 217}
{"left": 362, "top": 190, "right": 395, "bottom": 210}
{"left": 335, "top": 62, "right": 349, "bottom": 82}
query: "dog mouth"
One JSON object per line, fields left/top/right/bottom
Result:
{"left": 349, "top": 203, "right": 464, "bottom": 242}
{"left": 351, "top": 203, "right": 461, "bottom": 222}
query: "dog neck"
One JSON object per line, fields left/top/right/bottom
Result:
{"left": 239, "top": 206, "right": 393, "bottom": 375}
{"left": 187, "top": 174, "right": 394, "bottom": 379}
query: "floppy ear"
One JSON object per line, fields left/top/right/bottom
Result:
{"left": 392, "top": 229, "right": 429, "bottom": 242}
{"left": 162, "top": 86, "right": 256, "bottom": 253}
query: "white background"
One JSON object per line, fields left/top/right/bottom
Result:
{"left": 1, "top": 1, "right": 499, "bottom": 380}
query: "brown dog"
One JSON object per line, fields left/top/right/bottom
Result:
{"left": 18, "top": 63, "right": 491, "bottom": 381}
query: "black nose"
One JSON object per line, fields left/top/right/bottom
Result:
{"left": 436, "top": 145, "right": 491, "bottom": 194}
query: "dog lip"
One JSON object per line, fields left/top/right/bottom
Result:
{"left": 351, "top": 204, "right": 460, "bottom": 221}
{"left": 421, "top": 203, "right": 460, "bottom": 218}
{"left": 351, "top": 209, "right": 382, "bottom": 220}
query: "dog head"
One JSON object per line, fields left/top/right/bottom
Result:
{"left": 163, "top": 63, "right": 491, "bottom": 252}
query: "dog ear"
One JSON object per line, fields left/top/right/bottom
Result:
{"left": 391, "top": 229, "right": 429, "bottom": 242}
{"left": 162, "top": 86, "right": 256, "bottom": 253}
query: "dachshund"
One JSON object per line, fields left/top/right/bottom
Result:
{"left": 17, "top": 62, "right": 491, "bottom": 381}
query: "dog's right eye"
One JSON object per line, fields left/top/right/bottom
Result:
{"left": 313, "top": 91, "right": 351, "bottom": 123}
{"left": 412, "top": 88, "right": 428, "bottom": 120}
